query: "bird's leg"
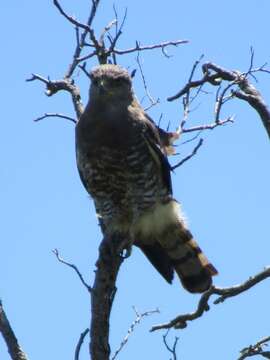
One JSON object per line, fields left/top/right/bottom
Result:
{"left": 120, "top": 243, "right": 132, "bottom": 259}
{"left": 113, "top": 232, "right": 133, "bottom": 259}
{"left": 97, "top": 231, "right": 131, "bottom": 262}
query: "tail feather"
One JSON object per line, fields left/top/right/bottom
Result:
{"left": 137, "top": 242, "right": 174, "bottom": 283}
{"left": 134, "top": 200, "right": 217, "bottom": 293}
{"left": 160, "top": 224, "right": 218, "bottom": 293}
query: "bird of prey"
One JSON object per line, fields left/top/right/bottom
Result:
{"left": 75, "top": 64, "right": 217, "bottom": 293}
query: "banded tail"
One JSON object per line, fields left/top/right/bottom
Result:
{"left": 160, "top": 223, "right": 217, "bottom": 293}
{"left": 134, "top": 200, "right": 218, "bottom": 293}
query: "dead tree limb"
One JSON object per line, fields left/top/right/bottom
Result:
{"left": 52, "top": 249, "right": 92, "bottom": 292}
{"left": 111, "top": 308, "right": 159, "bottom": 360}
{"left": 0, "top": 301, "right": 29, "bottom": 360}
{"left": 169, "top": 59, "right": 270, "bottom": 139}
{"left": 90, "top": 234, "right": 127, "bottom": 360}
{"left": 151, "top": 267, "right": 270, "bottom": 332}
{"left": 26, "top": 74, "right": 84, "bottom": 119}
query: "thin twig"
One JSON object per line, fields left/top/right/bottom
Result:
{"left": 53, "top": 0, "right": 101, "bottom": 77}
{"left": 114, "top": 39, "right": 188, "bottom": 55}
{"left": 78, "top": 62, "right": 92, "bottom": 79}
{"left": 168, "top": 59, "right": 270, "bottom": 139}
{"left": 214, "top": 83, "right": 235, "bottom": 123}
{"left": 34, "top": 113, "right": 77, "bottom": 124}
{"left": 52, "top": 249, "right": 92, "bottom": 292}
{"left": 74, "top": 328, "right": 89, "bottom": 360}
{"left": 150, "top": 267, "right": 270, "bottom": 332}
{"left": 182, "top": 117, "right": 234, "bottom": 133}
{"left": 172, "top": 138, "right": 203, "bottom": 170}
{"left": 108, "top": 8, "right": 127, "bottom": 57}
{"left": 162, "top": 330, "right": 179, "bottom": 360}
{"left": 179, "top": 54, "right": 205, "bottom": 130}
{"left": 111, "top": 308, "right": 159, "bottom": 360}
{"left": 53, "top": 0, "right": 90, "bottom": 31}
{"left": 136, "top": 53, "right": 160, "bottom": 110}
{"left": 78, "top": 39, "right": 188, "bottom": 62}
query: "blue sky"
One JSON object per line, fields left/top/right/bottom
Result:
{"left": 1, "top": 1, "right": 270, "bottom": 359}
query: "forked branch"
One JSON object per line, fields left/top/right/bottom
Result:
{"left": 169, "top": 58, "right": 270, "bottom": 139}
{"left": 111, "top": 307, "right": 159, "bottom": 360}
{"left": 52, "top": 249, "right": 92, "bottom": 292}
{"left": 151, "top": 267, "right": 270, "bottom": 332}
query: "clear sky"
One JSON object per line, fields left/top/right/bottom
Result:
{"left": 1, "top": 1, "right": 270, "bottom": 359}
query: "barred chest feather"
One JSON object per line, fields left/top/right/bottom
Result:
{"left": 75, "top": 103, "right": 171, "bottom": 232}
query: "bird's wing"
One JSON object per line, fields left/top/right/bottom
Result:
{"left": 142, "top": 115, "right": 173, "bottom": 195}
{"left": 144, "top": 113, "right": 179, "bottom": 155}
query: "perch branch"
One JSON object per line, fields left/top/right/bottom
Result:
{"left": 52, "top": 249, "right": 92, "bottom": 292}
{"left": 0, "top": 300, "right": 29, "bottom": 360}
{"left": 90, "top": 233, "right": 129, "bottom": 360}
{"left": 151, "top": 267, "right": 270, "bottom": 332}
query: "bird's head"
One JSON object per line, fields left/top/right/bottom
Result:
{"left": 89, "top": 64, "right": 133, "bottom": 103}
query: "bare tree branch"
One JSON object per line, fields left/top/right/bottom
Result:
{"left": 151, "top": 267, "right": 270, "bottom": 332}
{"left": 107, "top": 8, "right": 127, "bottom": 62}
{"left": 168, "top": 60, "right": 270, "bottom": 139}
{"left": 182, "top": 117, "right": 234, "bottom": 133}
{"left": 90, "top": 234, "right": 128, "bottom": 360}
{"left": 113, "top": 39, "right": 188, "bottom": 55}
{"left": 26, "top": 74, "right": 83, "bottom": 119}
{"left": 111, "top": 307, "right": 159, "bottom": 360}
{"left": 78, "top": 39, "right": 188, "bottom": 63}
{"left": 171, "top": 138, "right": 203, "bottom": 170}
{"left": 238, "top": 336, "right": 270, "bottom": 360}
{"left": 34, "top": 113, "right": 77, "bottom": 124}
{"left": 0, "top": 300, "right": 29, "bottom": 360}
{"left": 53, "top": 0, "right": 90, "bottom": 31}
{"left": 136, "top": 53, "right": 160, "bottom": 111}
{"left": 53, "top": 0, "right": 102, "bottom": 75}
{"left": 52, "top": 249, "right": 92, "bottom": 292}
{"left": 74, "top": 328, "right": 89, "bottom": 360}
{"left": 162, "top": 330, "right": 179, "bottom": 360}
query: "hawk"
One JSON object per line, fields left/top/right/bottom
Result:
{"left": 75, "top": 64, "right": 217, "bottom": 293}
